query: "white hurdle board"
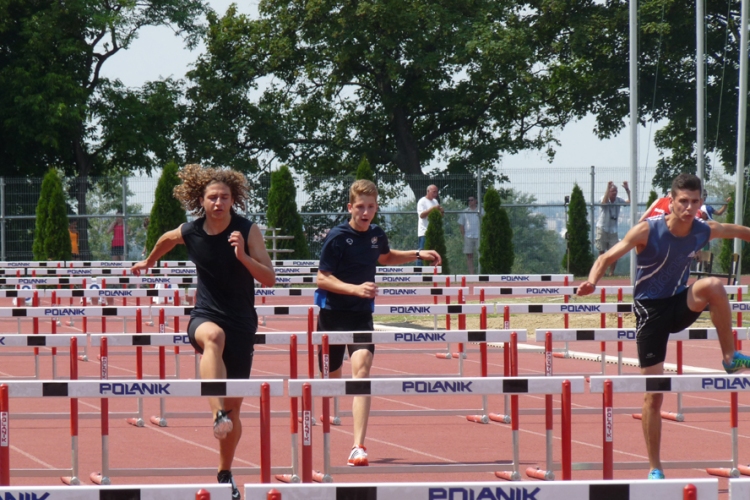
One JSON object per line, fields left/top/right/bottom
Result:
{"left": 458, "top": 274, "right": 574, "bottom": 282}
{"left": 373, "top": 304, "right": 489, "bottom": 315}
{"left": 730, "top": 478, "right": 750, "bottom": 499}
{"left": 589, "top": 374, "right": 750, "bottom": 393}
{"left": 2, "top": 379, "right": 284, "bottom": 398}
{"left": 0, "top": 484, "right": 232, "bottom": 500}
{"left": 0, "top": 306, "right": 145, "bottom": 317}
{"left": 535, "top": 327, "right": 748, "bottom": 342}
{"left": 90, "top": 332, "right": 309, "bottom": 347}
{"left": 0, "top": 334, "right": 85, "bottom": 347}
{"left": 158, "top": 305, "right": 319, "bottom": 316}
{"left": 313, "top": 329, "right": 526, "bottom": 345}
{"left": 500, "top": 303, "right": 633, "bottom": 314}
{"left": 243, "top": 479, "right": 718, "bottom": 500}
{"left": 479, "top": 286, "right": 634, "bottom": 296}
{"left": 65, "top": 261, "right": 138, "bottom": 268}
{"left": 288, "top": 376, "right": 585, "bottom": 397}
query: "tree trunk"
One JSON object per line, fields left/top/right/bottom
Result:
{"left": 391, "top": 106, "right": 428, "bottom": 196}
{"left": 72, "top": 138, "right": 93, "bottom": 260}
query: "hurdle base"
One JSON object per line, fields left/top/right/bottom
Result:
{"left": 274, "top": 474, "right": 301, "bottom": 484}
{"left": 489, "top": 413, "right": 511, "bottom": 424}
{"left": 312, "top": 471, "right": 332, "bottom": 483}
{"left": 737, "top": 465, "right": 750, "bottom": 476}
{"left": 552, "top": 352, "right": 567, "bottom": 359}
{"left": 60, "top": 475, "right": 80, "bottom": 486}
{"left": 77, "top": 354, "right": 88, "bottom": 362}
{"left": 495, "top": 471, "right": 521, "bottom": 481}
{"left": 150, "top": 415, "right": 168, "bottom": 427}
{"left": 127, "top": 417, "right": 145, "bottom": 427}
{"left": 525, "top": 467, "right": 555, "bottom": 481}
{"left": 632, "top": 412, "right": 684, "bottom": 422}
{"left": 319, "top": 415, "right": 341, "bottom": 426}
{"left": 89, "top": 472, "right": 111, "bottom": 485}
{"left": 297, "top": 415, "right": 317, "bottom": 426}
{"left": 466, "top": 414, "right": 489, "bottom": 424}
{"left": 706, "top": 467, "right": 740, "bottom": 478}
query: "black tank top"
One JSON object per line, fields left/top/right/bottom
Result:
{"left": 181, "top": 213, "right": 257, "bottom": 331}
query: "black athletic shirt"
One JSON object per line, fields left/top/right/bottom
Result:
{"left": 181, "top": 213, "right": 257, "bottom": 331}
{"left": 316, "top": 222, "right": 390, "bottom": 312}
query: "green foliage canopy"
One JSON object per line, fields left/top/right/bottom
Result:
{"left": 424, "top": 210, "right": 449, "bottom": 274}
{"left": 480, "top": 187, "right": 513, "bottom": 274}
{"left": 562, "top": 183, "right": 594, "bottom": 276}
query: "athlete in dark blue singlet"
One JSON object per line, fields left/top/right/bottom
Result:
{"left": 578, "top": 173, "right": 750, "bottom": 481}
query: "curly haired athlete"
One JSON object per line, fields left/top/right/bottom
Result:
{"left": 132, "top": 164, "right": 275, "bottom": 498}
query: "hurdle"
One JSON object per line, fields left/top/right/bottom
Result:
{"left": 315, "top": 329, "right": 524, "bottom": 425}
{"left": 246, "top": 479, "right": 718, "bottom": 500}
{"left": 730, "top": 478, "right": 750, "bottom": 498}
{"left": 0, "top": 334, "right": 85, "bottom": 381}
{"left": 588, "top": 374, "right": 749, "bottom": 478}
{"left": 288, "top": 375, "right": 583, "bottom": 482}
{"left": 0, "top": 485, "right": 230, "bottom": 499}
{"left": 0, "top": 377, "right": 283, "bottom": 484}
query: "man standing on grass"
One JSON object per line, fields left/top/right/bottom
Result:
{"left": 316, "top": 179, "right": 441, "bottom": 466}
{"left": 577, "top": 173, "right": 750, "bottom": 480}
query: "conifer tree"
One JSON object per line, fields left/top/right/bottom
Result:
{"left": 424, "top": 209, "right": 449, "bottom": 274}
{"left": 646, "top": 190, "right": 658, "bottom": 209}
{"left": 479, "top": 187, "right": 513, "bottom": 273}
{"left": 355, "top": 156, "right": 379, "bottom": 226}
{"left": 147, "top": 161, "right": 188, "bottom": 260}
{"left": 32, "top": 169, "right": 57, "bottom": 260}
{"left": 267, "top": 165, "right": 309, "bottom": 259}
{"left": 43, "top": 170, "right": 72, "bottom": 260}
{"left": 562, "top": 183, "right": 594, "bottom": 276}
{"left": 719, "top": 195, "right": 735, "bottom": 273}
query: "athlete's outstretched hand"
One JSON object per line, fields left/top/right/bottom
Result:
{"left": 130, "top": 260, "right": 150, "bottom": 276}
{"left": 228, "top": 230, "right": 247, "bottom": 260}
{"left": 419, "top": 249, "right": 442, "bottom": 266}
{"left": 577, "top": 281, "right": 595, "bottom": 296}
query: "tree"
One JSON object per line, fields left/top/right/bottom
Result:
{"left": 32, "top": 169, "right": 72, "bottom": 261}
{"left": 646, "top": 190, "right": 658, "bottom": 210}
{"left": 562, "top": 183, "right": 593, "bottom": 276}
{"left": 267, "top": 166, "right": 309, "bottom": 259}
{"left": 0, "top": 0, "right": 206, "bottom": 258}
{"left": 424, "top": 210, "right": 449, "bottom": 274}
{"left": 355, "top": 157, "right": 381, "bottom": 228}
{"left": 43, "top": 170, "right": 72, "bottom": 261}
{"left": 147, "top": 161, "right": 188, "bottom": 261}
{"left": 480, "top": 188, "right": 513, "bottom": 274}
{"left": 184, "top": 1, "right": 604, "bottom": 192}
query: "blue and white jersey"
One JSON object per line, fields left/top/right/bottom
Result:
{"left": 634, "top": 215, "right": 711, "bottom": 300}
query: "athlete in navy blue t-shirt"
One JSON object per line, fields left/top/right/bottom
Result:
{"left": 577, "top": 173, "right": 750, "bottom": 481}
{"left": 316, "top": 179, "right": 441, "bottom": 467}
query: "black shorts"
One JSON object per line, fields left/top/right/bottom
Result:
{"left": 634, "top": 288, "right": 703, "bottom": 368}
{"left": 187, "top": 317, "right": 255, "bottom": 379}
{"left": 317, "top": 309, "right": 375, "bottom": 373}
{"left": 111, "top": 246, "right": 124, "bottom": 257}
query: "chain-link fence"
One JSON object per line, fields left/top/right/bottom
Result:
{"left": 1, "top": 166, "right": 677, "bottom": 274}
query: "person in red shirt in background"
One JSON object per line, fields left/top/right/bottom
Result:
{"left": 641, "top": 196, "right": 704, "bottom": 222}
{"left": 109, "top": 210, "right": 125, "bottom": 261}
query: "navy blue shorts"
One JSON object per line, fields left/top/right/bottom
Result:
{"left": 317, "top": 309, "right": 375, "bottom": 373}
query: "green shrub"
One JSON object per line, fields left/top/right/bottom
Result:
{"left": 33, "top": 169, "right": 71, "bottom": 260}
{"left": 479, "top": 187, "right": 513, "bottom": 273}
{"left": 646, "top": 190, "right": 658, "bottom": 209}
{"left": 148, "top": 161, "right": 188, "bottom": 261}
{"left": 562, "top": 183, "right": 594, "bottom": 276}
{"left": 424, "top": 209, "right": 449, "bottom": 274}
{"left": 267, "top": 165, "right": 309, "bottom": 259}
{"left": 42, "top": 170, "right": 72, "bottom": 260}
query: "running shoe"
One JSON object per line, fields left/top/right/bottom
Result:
{"left": 347, "top": 445, "right": 369, "bottom": 467}
{"left": 723, "top": 351, "right": 750, "bottom": 374}
{"left": 647, "top": 468, "right": 665, "bottom": 480}
{"left": 217, "top": 469, "right": 240, "bottom": 500}
{"left": 213, "top": 409, "right": 233, "bottom": 439}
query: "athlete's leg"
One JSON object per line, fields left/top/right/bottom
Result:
{"left": 193, "top": 321, "right": 228, "bottom": 417}
{"left": 218, "top": 397, "right": 243, "bottom": 471}
{"left": 350, "top": 348, "right": 374, "bottom": 447}
{"left": 640, "top": 362, "right": 664, "bottom": 471}
{"left": 687, "top": 277, "right": 735, "bottom": 362}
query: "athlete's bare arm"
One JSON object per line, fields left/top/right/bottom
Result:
{"left": 233, "top": 224, "right": 276, "bottom": 287}
{"left": 379, "top": 249, "right": 441, "bottom": 266}
{"left": 577, "top": 221, "right": 650, "bottom": 296}
{"left": 707, "top": 220, "right": 750, "bottom": 242}
{"left": 317, "top": 270, "right": 377, "bottom": 299}
{"left": 131, "top": 226, "right": 184, "bottom": 275}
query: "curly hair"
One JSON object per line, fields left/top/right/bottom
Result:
{"left": 173, "top": 164, "right": 250, "bottom": 216}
